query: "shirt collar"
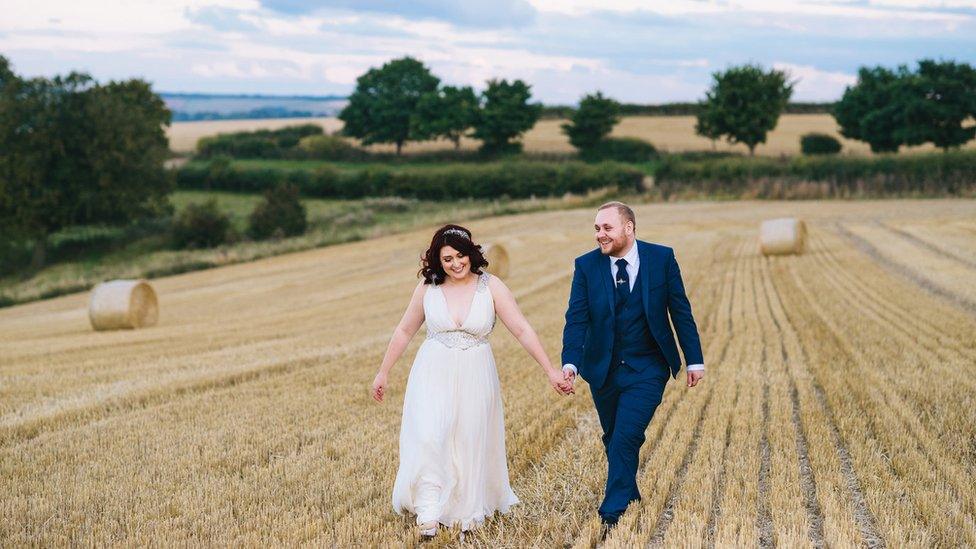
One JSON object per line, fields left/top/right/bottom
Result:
{"left": 611, "top": 240, "right": 639, "bottom": 265}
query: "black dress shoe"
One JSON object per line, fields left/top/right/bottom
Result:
{"left": 598, "top": 518, "right": 618, "bottom": 541}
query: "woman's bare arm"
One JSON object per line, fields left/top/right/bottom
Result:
{"left": 489, "top": 275, "right": 571, "bottom": 394}
{"left": 377, "top": 281, "right": 427, "bottom": 377}
{"left": 372, "top": 281, "right": 427, "bottom": 402}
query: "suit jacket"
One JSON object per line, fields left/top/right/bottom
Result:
{"left": 561, "top": 239, "right": 703, "bottom": 389}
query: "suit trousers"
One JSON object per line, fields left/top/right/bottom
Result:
{"left": 590, "top": 356, "right": 670, "bottom": 522}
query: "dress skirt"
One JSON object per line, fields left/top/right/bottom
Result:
{"left": 391, "top": 337, "right": 520, "bottom": 530}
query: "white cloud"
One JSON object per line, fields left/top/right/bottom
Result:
{"left": 0, "top": 0, "right": 259, "bottom": 34}
{"left": 0, "top": 30, "right": 162, "bottom": 54}
{"left": 773, "top": 62, "right": 857, "bottom": 100}
{"left": 258, "top": 0, "right": 537, "bottom": 28}
{"left": 191, "top": 61, "right": 240, "bottom": 78}
{"left": 528, "top": 0, "right": 973, "bottom": 21}
{"left": 260, "top": 13, "right": 333, "bottom": 35}
{"left": 528, "top": 0, "right": 726, "bottom": 16}
{"left": 0, "top": 0, "right": 972, "bottom": 101}
{"left": 527, "top": 64, "right": 706, "bottom": 103}
{"left": 644, "top": 58, "right": 710, "bottom": 68}
{"left": 853, "top": 0, "right": 976, "bottom": 8}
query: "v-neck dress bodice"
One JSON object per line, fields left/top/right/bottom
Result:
{"left": 392, "top": 271, "right": 519, "bottom": 530}
{"left": 424, "top": 272, "right": 496, "bottom": 350}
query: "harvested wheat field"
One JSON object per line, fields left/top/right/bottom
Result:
{"left": 2, "top": 199, "right": 975, "bottom": 547}
{"left": 166, "top": 116, "right": 345, "bottom": 154}
{"left": 167, "top": 114, "right": 976, "bottom": 157}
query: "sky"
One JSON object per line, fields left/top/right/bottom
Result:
{"left": 1, "top": 0, "right": 974, "bottom": 104}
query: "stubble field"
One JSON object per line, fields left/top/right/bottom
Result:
{"left": 1, "top": 199, "right": 975, "bottom": 547}
{"left": 166, "top": 114, "right": 976, "bottom": 156}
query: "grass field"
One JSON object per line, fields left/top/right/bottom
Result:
{"left": 167, "top": 114, "right": 976, "bottom": 157}
{"left": 2, "top": 200, "right": 975, "bottom": 546}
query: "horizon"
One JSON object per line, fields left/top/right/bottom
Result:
{"left": 156, "top": 91, "right": 841, "bottom": 106}
{"left": 160, "top": 91, "right": 347, "bottom": 100}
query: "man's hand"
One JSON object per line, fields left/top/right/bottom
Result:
{"left": 687, "top": 370, "right": 703, "bottom": 388}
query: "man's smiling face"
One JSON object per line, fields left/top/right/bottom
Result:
{"left": 594, "top": 207, "right": 633, "bottom": 256}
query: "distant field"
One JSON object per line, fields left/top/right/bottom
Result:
{"left": 0, "top": 190, "right": 620, "bottom": 308}
{"left": 167, "top": 114, "right": 976, "bottom": 156}
{"left": 2, "top": 200, "right": 975, "bottom": 546}
{"left": 167, "top": 117, "right": 345, "bottom": 154}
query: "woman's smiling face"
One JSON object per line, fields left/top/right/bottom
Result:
{"left": 440, "top": 245, "right": 471, "bottom": 281}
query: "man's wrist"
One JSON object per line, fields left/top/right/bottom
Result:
{"left": 687, "top": 363, "right": 705, "bottom": 372}
{"left": 562, "top": 364, "right": 578, "bottom": 375}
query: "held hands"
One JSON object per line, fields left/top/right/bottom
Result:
{"left": 687, "top": 370, "right": 704, "bottom": 388}
{"left": 547, "top": 367, "right": 574, "bottom": 395}
{"left": 563, "top": 367, "right": 576, "bottom": 390}
{"left": 371, "top": 372, "right": 388, "bottom": 402}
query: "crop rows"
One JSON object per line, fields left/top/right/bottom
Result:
{"left": 1, "top": 200, "right": 973, "bottom": 546}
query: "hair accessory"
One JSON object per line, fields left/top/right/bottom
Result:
{"left": 444, "top": 228, "right": 471, "bottom": 240}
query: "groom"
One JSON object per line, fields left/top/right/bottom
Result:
{"left": 561, "top": 201, "right": 704, "bottom": 528}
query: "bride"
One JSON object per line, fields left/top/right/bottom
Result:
{"left": 371, "top": 224, "right": 574, "bottom": 537}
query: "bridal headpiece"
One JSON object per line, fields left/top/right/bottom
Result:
{"left": 444, "top": 228, "right": 471, "bottom": 240}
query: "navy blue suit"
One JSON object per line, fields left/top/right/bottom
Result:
{"left": 561, "top": 239, "right": 703, "bottom": 522}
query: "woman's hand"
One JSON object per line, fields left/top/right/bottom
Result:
{"left": 546, "top": 367, "right": 574, "bottom": 395}
{"left": 371, "top": 372, "right": 388, "bottom": 402}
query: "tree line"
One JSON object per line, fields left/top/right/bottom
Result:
{"left": 3, "top": 53, "right": 974, "bottom": 272}
{"left": 541, "top": 101, "right": 835, "bottom": 119}
{"left": 693, "top": 59, "right": 976, "bottom": 155}
{"left": 339, "top": 57, "right": 657, "bottom": 161}
{"left": 341, "top": 56, "right": 975, "bottom": 159}
{"left": 0, "top": 55, "right": 172, "bottom": 270}
{"left": 834, "top": 59, "right": 976, "bottom": 152}
{"left": 339, "top": 57, "right": 542, "bottom": 155}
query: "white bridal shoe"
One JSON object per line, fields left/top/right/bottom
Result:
{"left": 418, "top": 520, "right": 439, "bottom": 537}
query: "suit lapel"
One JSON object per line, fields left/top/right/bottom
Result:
{"left": 601, "top": 253, "right": 616, "bottom": 316}
{"left": 638, "top": 240, "right": 650, "bottom": 317}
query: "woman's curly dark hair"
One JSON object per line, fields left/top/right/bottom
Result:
{"left": 419, "top": 224, "right": 489, "bottom": 285}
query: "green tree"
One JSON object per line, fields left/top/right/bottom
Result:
{"left": 338, "top": 56, "right": 440, "bottom": 155}
{"left": 0, "top": 56, "right": 14, "bottom": 89}
{"left": 800, "top": 132, "right": 842, "bottom": 155}
{"left": 834, "top": 65, "right": 914, "bottom": 153}
{"left": 696, "top": 64, "right": 794, "bottom": 155}
{"left": 694, "top": 106, "right": 722, "bottom": 150}
{"left": 411, "top": 85, "right": 478, "bottom": 149}
{"left": 171, "top": 199, "right": 233, "bottom": 249}
{"left": 0, "top": 56, "right": 25, "bottom": 245}
{"left": 901, "top": 59, "right": 976, "bottom": 151}
{"left": 0, "top": 56, "right": 172, "bottom": 270}
{"left": 247, "top": 182, "right": 308, "bottom": 240}
{"left": 561, "top": 91, "right": 621, "bottom": 153}
{"left": 471, "top": 79, "right": 542, "bottom": 154}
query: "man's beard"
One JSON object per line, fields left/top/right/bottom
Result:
{"left": 600, "top": 237, "right": 628, "bottom": 256}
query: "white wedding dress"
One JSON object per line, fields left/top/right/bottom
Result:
{"left": 392, "top": 271, "right": 520, "bottom": 530}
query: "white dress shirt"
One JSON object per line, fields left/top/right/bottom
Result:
{"left": 563, "top": 241, "right": 705, "bottom": 377}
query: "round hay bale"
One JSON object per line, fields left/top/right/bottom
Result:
{"left": 759, "top": 218, "right": 807, "bottom": 256}
{"left": 481, "top": 243, "right": 510, "bottom": 279}
{"left": 88, "top": 279, "right": 159, "bottom": 331}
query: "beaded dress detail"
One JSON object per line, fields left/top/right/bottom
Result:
{"left": 424, "top": 271, "right": 495, "bottom": 349}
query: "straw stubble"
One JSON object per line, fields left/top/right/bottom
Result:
{"left": 1, "top": 199, "right": 974, "bottom": 546}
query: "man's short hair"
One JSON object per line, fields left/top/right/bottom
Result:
{"left": 598, "top": 201, "right": 636, "bottom": 230}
